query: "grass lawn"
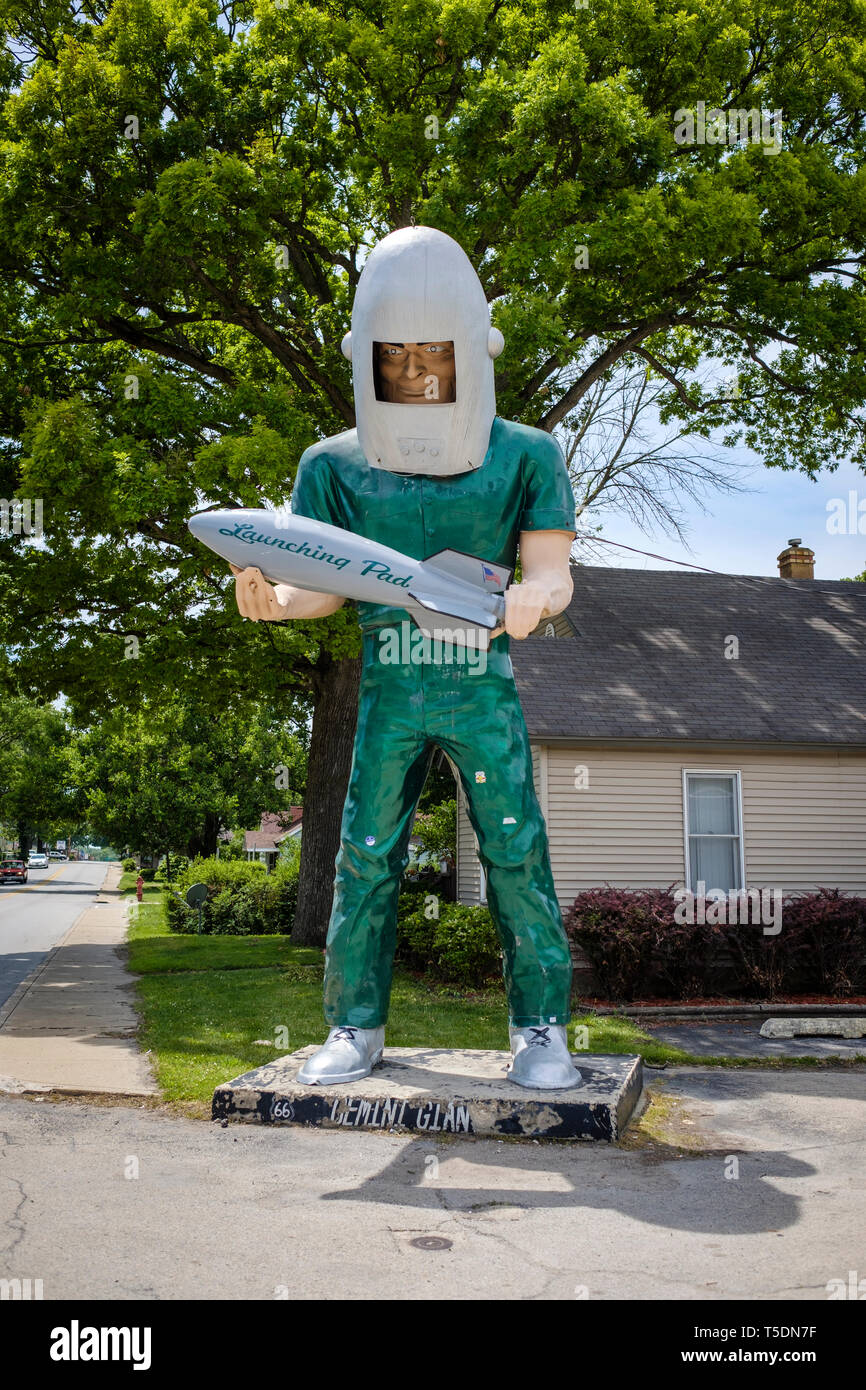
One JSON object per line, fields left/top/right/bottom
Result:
{"left": 121, "top": 880, "right": 851, "bottom": 1106}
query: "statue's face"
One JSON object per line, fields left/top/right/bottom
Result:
{"left": 375, "top": 341, "right": 456, "bottom": 403}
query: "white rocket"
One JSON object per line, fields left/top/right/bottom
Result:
{"left": 188, "top": 508, "right": 510, "bottom": 645}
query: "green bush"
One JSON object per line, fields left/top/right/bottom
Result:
{"left": 155, "top": 853, "right": 190, "bottom": 883}
{"left": 396, "top": 905, "right": 436, "bottom": 972}
{"left": 217, "top": 829, "right": 246, "bottom": 861}
{"left": 266, "top": 864, "right": 299, "bottom": 932}
{"left": 121, "top": 857, "right": 136, "bottom": 873}
{"left": 174, "top": 856, "right": 267, "bottom": 894}
{"left": 166, "top": 856, "right": 298, "bottom": 936}
{"left": 432, "top": 904, "right": 501, "bottom": 987}
{"left": 208, "top": 885, "right": 260, "bottom": 935}
{"left": 395, "top": 895, "right": 501, "bottom": 988}
{"left": 277, "top": 836, "right": 302, "bottom": 871}
{"left": 397, "top": 882, "right": 429, "bottom": 915}
{"left": 410, "top": 798, "right": 456, "bottom": 865}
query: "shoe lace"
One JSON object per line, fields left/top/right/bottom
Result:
{"left": 332, "top": 1026, "right": 359, "bottom": 1042}
{"left": 527, "top": 1027, "right": 552, "bottom": 1047}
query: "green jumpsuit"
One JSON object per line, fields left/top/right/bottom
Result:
{"left": 290, "top": 415, "right": 575, "bottom": 1029}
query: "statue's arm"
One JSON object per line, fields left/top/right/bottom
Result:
{"left": 499, "top": 529, "right": 574, "bottom": 640}
{"left": 230, "top": 449, "right": 350, "bottom": 622}
{"left": 231, "top": 566, "right": 345, "bottom": 623}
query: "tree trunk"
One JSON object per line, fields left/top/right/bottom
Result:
{"left": 291, "top": 652, "right": 361, "bottom": 947}
{"left": 186, "top": 810, "right": 221, "bottom": 862}
{"left": 17, "top": 821, "right": 31, "bottom": 860}
{"left": 203, "top": 810, "right": 221, "bottom": 859}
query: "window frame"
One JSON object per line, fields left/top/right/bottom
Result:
{"left": 681, "top": 768, "right": 746, "bottom": 894}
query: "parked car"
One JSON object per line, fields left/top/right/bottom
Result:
{"left": 0, "top": 860, "right": 28, "bottom": 884}
{"left": 27, "top": 852, "right": 49, "bottom": 869}
{"left": 48, "top": 850, "right": 68, "bottom": 861}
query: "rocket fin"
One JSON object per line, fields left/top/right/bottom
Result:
{"left": 410, "top": 612, "right": 491, "bottom": 652}
{"left": 407, "top": 586, "right": 505, "bottom": 631}
{"left": 423, "top": 549, "right": 512, "bottom": 592}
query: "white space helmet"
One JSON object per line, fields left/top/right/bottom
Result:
{"left": 341, "top": 225, "right": 504, "bottom": 477}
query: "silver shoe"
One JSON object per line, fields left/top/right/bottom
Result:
{"left": 507, "top": 1025, "right": 581, "bottom": 1090}
{"left": 296, "top": 1025, "right": 385, "bottom": 1086}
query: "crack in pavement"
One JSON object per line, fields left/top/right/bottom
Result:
{"left": 440, "top": 1202, "right": 567, "bottom": 1289}
{"left": 3, "top": 1177, "right": 27, "bottom": 1256}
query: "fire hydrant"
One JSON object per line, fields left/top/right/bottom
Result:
{"left": 136, "top": 875, "right": 144, "bottom": 903}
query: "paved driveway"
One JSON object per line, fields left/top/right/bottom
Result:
{"left": 644, "top": 1018, "right": 866, "bottom": 1059}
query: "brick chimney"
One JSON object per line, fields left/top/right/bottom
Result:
{"left": 777, "top": 538, "right": 815, "bottom": 579}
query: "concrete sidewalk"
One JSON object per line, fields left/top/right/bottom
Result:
{"left": 0, "top": 864, "right": 158, "bottom": 1097}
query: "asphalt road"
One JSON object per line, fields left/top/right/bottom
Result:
{"left": 1, "top": 1067, "right": 864, "bottom": 1300}
{"left": 0, "top": 860, "right": 109, "bottom": 1010}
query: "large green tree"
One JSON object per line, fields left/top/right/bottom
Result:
{"left": 1, "top": 0, "right": 865, "bottom": 940}
{"left": 0, "top": 695, "right": 81, "bottom": 856}
{"left": 74, "top": 695, "right": 307, "bottom": 861}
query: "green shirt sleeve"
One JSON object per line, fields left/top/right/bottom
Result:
{"left": 289, "top": 448, "right": 347, "bottom": 528}
{"left": 520, "top": 429, "right": 576, "bottom": 533}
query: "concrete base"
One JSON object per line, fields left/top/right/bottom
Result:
{"left": 760, "top": 1016, "right": 866, "bottom": 1039}
{"left": 213, "top": 1047, "right": 643, "bottom": 1140}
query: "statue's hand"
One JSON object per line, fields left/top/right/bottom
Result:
{"left": 501, "top": 581, "right": 548, "bottom": 640}
{"left": 230, "top": 565, "right": 292, "bottom": 622}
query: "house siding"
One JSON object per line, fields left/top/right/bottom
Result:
{"left": 456, "top": 779, "right": 482, "bottom": 903}
{"left": 456, "top": 743, "right": 866, "bottom": 905}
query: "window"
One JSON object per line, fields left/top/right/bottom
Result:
{"left": 682, "top": 771, "right": 745, "bottom": 894}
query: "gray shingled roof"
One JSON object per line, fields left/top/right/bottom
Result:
{"left": 511, "top": 565, "right": 866, "bottom": 746}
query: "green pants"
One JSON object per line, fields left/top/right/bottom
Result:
{"left": 323, "top": 627, "right": 572, "bottom": 1028}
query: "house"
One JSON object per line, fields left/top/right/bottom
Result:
{"left": 456, "top": 541, "right": 866, "bottom": 909}
{"left": 243, "top": 809, "right": 303, "bottom": 871}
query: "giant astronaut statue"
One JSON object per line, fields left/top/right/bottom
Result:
{"left": 232, "top": 227, "right": 579, "bottom": 1089}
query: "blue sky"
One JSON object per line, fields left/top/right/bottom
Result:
{"left": 582, "top": 450, "right": 866, "bottom": 581}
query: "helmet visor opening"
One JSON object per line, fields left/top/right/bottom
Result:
{"left": 373, "top": 341, "right": 456, "bottom": 404}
